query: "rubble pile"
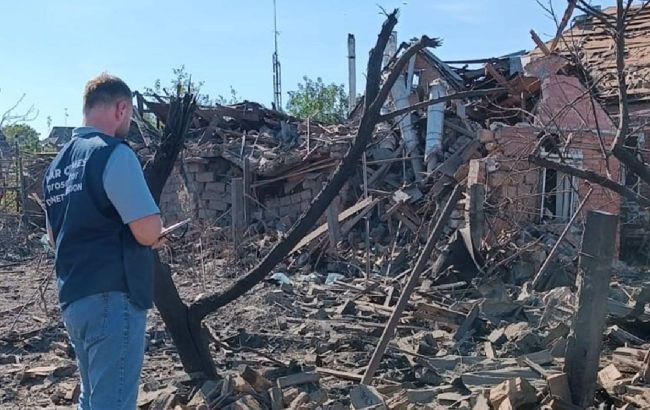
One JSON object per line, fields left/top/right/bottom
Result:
{"left": 3, "top": 4, "right": 650, "bottom": 409}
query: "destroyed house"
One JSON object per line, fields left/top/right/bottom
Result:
{"left": 144, "top": 24, "right": 640, "bottom": 267}
{"left": 526, "top": 4, "right": 650, "bottom": 260}
{"left": 370, "top": 39, "right": 621, "bottom": 261}
{"left": 138, "top": 97, "right": 354, "bottom": 231}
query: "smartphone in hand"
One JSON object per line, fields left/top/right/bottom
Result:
{"left": 160, "top": 218, "right": 191, "bottom": 238}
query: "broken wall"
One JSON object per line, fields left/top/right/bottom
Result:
{"left": 470, "top": 124, "right": 621, "bottom": 243}
{"left": 159, "top": 154, "right": 345, "bottom": 228}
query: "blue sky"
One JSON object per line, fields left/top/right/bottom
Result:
{"left": 0, "top": 0, "right": 611, "bottom": 137}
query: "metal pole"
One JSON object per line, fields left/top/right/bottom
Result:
{"left": 348, "top": 34, "right": 356, "bottom": 114}
{"left": 272, "top": 0, "right": 283, "bottom": 111}
{"left": 362, "top": 152, "right": 370, "bottom": 279}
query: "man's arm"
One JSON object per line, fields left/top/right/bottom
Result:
{"left": 103, "top": 144, "right": 162, "bottom": 247}
{"left": 128, "top": 214, "right": 162, "bottom": 246}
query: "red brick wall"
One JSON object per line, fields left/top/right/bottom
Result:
{"left": 470, "top": 125, "right": 620, "bottom": 241}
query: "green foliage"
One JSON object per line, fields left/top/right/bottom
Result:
{"left": 215, "top": 86, "right": 240, "bottom": 105}
{"left": 286, "top": 76, "right": 348, "bottom": 124}
{"left": 145, "top": 65, "right": 239, "bottom": 106}
{"left": 2, "top": 123, "right": 41, "bottom": 152}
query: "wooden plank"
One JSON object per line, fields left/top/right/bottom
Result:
{"left": 484, "top": 342, "right": 496, "bottom": 359}
{"left": 454, "top": 304, "right": 479, "bottom": 341}
{"left": 290, "top": 196, "right": 375, "bottom": 254}
{"left": 467, "top": 184, "right": 486, "bottom": 253}
{"left": 326, "top": 201, "right": 340, "bottom": 248}
{"left": 414, "top": 302, "right": 466, "bottom": 325}
{"left": 462, "top": 367, "right": 542, "bottom": 386}
{"left": 231, "top": 177, "right": 245, "bottom": 250}
{"left": 564, "top": 211, "right": 618, "bottom": 407}
{"left": 276, "top": 372, "right": 320, "bottom": 388}
{"left": 549, "top": 0, "right": 578, "bottom": 52}
{"left": 530, "top": 29, "right": 552, "bottom": 55}
{"left": 316, "top": 367, "right": 363, "bottom": 382}
{"left": 360, "top": 185, "right": 464, "bottom": 384}
{"left": 339, "top": 198, "right": 381, "bottom": 238}
{"left": 485, "top": 63, "right": 519, "bottom": 99}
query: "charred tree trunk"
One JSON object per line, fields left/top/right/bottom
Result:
{"left": 141, "top": 94, "right": 218, "bottom": 379}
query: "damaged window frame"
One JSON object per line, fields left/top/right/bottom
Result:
{"left": 538, "top": 148, "right": 583, "bottom": 224}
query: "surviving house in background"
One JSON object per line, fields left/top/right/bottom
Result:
{"left": 41, "top": 126, "right": 74, "bottom": 150}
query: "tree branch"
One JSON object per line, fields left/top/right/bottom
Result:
{"left": 576, "top": 0, "right": 617, "bottom": 29}
{"left": 612, "top": 0, "right": 630, "bottom": 149}
{"left": 0, "top": 93, "right": 38, "bottom": 128}
{"left": 605, "top": 0, "right": 650, "bottom": 187}
{"left": 550, "top": 0, "right": 578, "bottom": 53}
{"left": 368, "top": 36, "right": 441, "bottom": 113}
{"left": 379, "top": 88, "right": 505, "bottom": 122}
{"left": 528, "top": 155, "right": 650, "bottom": 207}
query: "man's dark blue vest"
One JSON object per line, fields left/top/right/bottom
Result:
{"left": 44, "top": 132, "right": 154, "bottom": 310}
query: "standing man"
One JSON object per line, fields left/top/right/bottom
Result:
{"left": 44, "top": 73, "right": 163, "bottom": 409}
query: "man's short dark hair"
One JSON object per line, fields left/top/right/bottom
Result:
{"left": 83, "top": 73, "right": 132, "bottom": 113}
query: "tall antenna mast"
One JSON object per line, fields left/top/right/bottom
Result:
{"left": 272, "top": 0, "right": 283, "bottom": 111}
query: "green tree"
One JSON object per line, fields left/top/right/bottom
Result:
{"left": 2, "top": 123, "right": 41, "bottom": 152}
{"left": 286, "top": 76, "right": 348, "bottom": 124}
{"left": 145, "top": 65, "right": 239, "bottom": 106}
{"left": 215, "top": 86, "right": 240, "bottom": 105}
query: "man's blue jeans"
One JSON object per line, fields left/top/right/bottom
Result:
{"left": 62, "top": 291, "right": 147, "bottom": 410}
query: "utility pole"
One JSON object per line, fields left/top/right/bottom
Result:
{"left": 272, "top": 0, "right": 283, "bottom": 111}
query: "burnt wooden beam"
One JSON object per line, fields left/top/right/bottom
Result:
{"left": 564, "top": 210, "right": 618, "bottom": 407}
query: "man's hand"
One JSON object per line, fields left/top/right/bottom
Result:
{"left": 151, "top": 237, "right": 167, "bottom": 250}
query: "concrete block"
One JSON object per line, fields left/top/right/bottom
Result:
{"left": 300, "top": 190, "right": 312, "bottom": 201}
{"left": 209, "top": 200, "right": 229, "bottom": 211}
{"left": 205, "top": 182, "right": 226, "bottom": 193}
{"left": 201, "top": 191, "right": 220, "bottom": 201}
{"left": 186, "top": 163, "right": 203, "bottom": 173}
{"left": 280, "top": 196, "right": 291, "bottom": 206}
{"left": 196, "top": 172, "right": 215, "bottom": 183}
